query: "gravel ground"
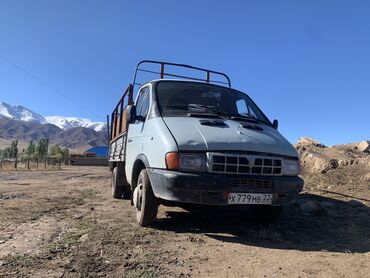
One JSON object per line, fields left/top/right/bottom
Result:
{"left": 0, "top": 166, "right": 369, "bottom": 277}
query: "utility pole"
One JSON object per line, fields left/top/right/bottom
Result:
{"left": 106, "top": 115, "right": 110, "bottom": 143}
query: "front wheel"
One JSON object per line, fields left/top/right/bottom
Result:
{"left": 134, "top": 169, "right": 158, "bottom": 226}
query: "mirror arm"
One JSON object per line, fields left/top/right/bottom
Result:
{"left": 272, "top": 119, "right": 279, "bottom": 129}
{"left": 135, "top": 116, "right": 145, "bottom": 122}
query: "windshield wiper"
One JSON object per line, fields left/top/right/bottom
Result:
{"left": 231, "top": 115, "right": 271, "bottom": 125}
{"left": 188, "top": 104, "right": 232, "bottom": 117}
{"left": 163, "top": 105, "right": 224, "bottom": 119}
{"left": 164, "top": 105, "right": 270, "bottom": 125}
{"left": 230, "top": 115, "right": 258, "bottom": 122}
{"left": 164, "top": 104, "right": 227, "bottom": 115}
{"left": 164, "top": 105, "right": 189, "bottom": 110}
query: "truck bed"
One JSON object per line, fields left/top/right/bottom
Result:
{"left": 108, "top": 84, "right": 133, "bottom": 164}
{"left": 109, "top": 133, "right": 126, "bottom": 162}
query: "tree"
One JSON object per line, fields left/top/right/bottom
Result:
{"left": 26, "top": 140, "right": 36, "bottom": 157}
{"left": 31, "top": 151, "right": 40, "bottom": 169}
{"left": 10, "top": 140, "right": 18, "bottom": 168}
{"left": 62, "top": 148, "right": 69, "bottom": 160}
{"left": 4, "top": 148, "right": 11, "bottom": 159}
{"left": 2, "top": 147, "right": 10, "bottom": 159}
{"left": 49, "top": 144, "right": 62, "bottom": 157}
{"left": 21, "top": 140, "right": 40, "bottom": 169}
{"left": 10, "top": 140, "right": 18, "bottom": 158}
{"left": 23, "top": 140, "right": 35, "bottom": 169}
{"left": 36, "top": 139, "right": 49, "bottom": 168}
{"left": 36, "top": 139, "right": 49, "bottom": 160}
{"left": 49, "top": 144, "right": 64, "bottom": 169}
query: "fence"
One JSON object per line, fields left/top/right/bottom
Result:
{"left": 69, "top": 157, "right": 108, "bottom": 166}
{"left": 0, "top": 156, "right": 69, "bottom": 171}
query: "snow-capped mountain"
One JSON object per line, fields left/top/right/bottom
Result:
{"left": 45, "top": 116, "right": 106, "bottom": 132}
{"left": 0, "top": 101, "right": 106, "bottom": 132}
{"left": 0, "top": 101, "right": 45, "bottom": 122}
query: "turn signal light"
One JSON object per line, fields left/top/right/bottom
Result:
{"left": 165, "top": 152, "right": 179, "bottom": 170}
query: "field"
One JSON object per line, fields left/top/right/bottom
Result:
{"left": 0, "top": 166, "right": 369, "bottom": 277}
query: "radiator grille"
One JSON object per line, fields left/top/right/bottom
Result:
{"left": 231, "top": 178, "right": 272, "bottom": 189}
{"left": 207, "top": 153, "right": 282, "bottom": 176}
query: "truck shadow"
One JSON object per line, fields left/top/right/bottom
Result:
{"left": 154, "top": 193, "right": 370, "bottom": 253}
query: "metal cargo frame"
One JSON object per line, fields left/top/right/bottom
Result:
{"left": 110, "top": 84, "right": 133, "bottom": 141}
{"left": 133, "top": 60, "right": 232, "bottom": 89}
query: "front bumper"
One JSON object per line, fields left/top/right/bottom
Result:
{"left": 147, "top": 168, "right": 304, "bottom": 206}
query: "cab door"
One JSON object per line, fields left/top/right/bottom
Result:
{"left": 125, "top": 85, "right": 151, "bottom": 183}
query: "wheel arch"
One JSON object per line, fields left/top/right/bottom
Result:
{"left": 109, "top": 161, "right": 124, "bottom": 172}
{"left": 131, "top": 154, "right": 150, "bottom": 191}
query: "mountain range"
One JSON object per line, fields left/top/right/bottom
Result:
{"left": 0, "top": 102, "right": 106, "bottom": 132}
{"left": 0, "top": 102, "right": 108, "bottom": 150}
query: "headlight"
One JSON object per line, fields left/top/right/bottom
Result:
{"left": 282, "top": 159, "right": 300, "bottom": 176}
{"left": 179, "top": 154, "right": 203, "bottom": 170}
{"left": 165, "top": 152, "right": 205, "bottom": 172}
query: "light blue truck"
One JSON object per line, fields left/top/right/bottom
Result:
{"left": 109, "top": 60, "right": 303, "bottom": 226}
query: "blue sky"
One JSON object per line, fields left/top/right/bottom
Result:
{"left": 0, "top": 0, "right": 369, "bottom": 145}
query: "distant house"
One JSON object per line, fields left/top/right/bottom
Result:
{"left": 85, "top": 146, "right": 108, "bottom": 157}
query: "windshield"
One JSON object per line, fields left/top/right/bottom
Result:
{"left": 156, "top": 81, "right": 270, "bottom": 124}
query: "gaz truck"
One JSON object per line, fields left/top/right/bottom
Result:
{"left": 108, "top": 60, "right": 303, "bottom": 226}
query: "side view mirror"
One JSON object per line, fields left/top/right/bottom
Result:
{"left": 272, "top": 119, "right": 279, "bottom": 130}
{"left": 126, "top": 105, "right": 136, "bottom": 125}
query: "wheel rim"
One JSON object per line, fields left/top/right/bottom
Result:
{"left": 137, "top": 179, "right": 143, "bottom": 211}
{"left": 112, "top": 169, "right": 116, "bottom": 195}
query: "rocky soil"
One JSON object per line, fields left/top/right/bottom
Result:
{"left": 296, "top": 137, "right": 370, "bottom": 200}
{"left": 0, "top": 140, "right": 369, "bottom": 277}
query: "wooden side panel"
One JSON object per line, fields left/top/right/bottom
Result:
{"left": 111, "top": 115, "right": 116, "bottom": 140}
{"left": 115, "top": 115, "right": 121, "bottom": 138}
{"left": 111, "top": 108, "right": 128, "bottom": 141}
{"left": 120, "top": 109, "right": 127, "bottom": 133}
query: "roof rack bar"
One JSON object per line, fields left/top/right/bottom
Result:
{"left": 133, "top": 60, "right": 232, "bottom": 88}
{"left": 136, "top": 68, "right": 229, "bottom": 85}
{"left": 162, "top": 72, "right": 229, "bottom": 85}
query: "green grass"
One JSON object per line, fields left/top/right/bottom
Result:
{"left": 3, "top": 254, "right": 42, "bottom": 268}
{"left": 126, "top": 269, "right": 160, "bottom": 278}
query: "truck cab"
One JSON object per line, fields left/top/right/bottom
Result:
{"left": 109, "top": 60, "right": 303, "bottom": 226}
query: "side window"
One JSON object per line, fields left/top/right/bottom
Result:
{"left": 135, "top": 87, "right": 146, "bottom": 113}
{"left": 138, "top": 89, "right": 150, "bottom": 118}
{"left": 135, "top": 86, "right": 150, "bottom": 120}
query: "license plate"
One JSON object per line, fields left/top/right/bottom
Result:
{"left": 228, "top": 193, "right": 273, "bottom": 205}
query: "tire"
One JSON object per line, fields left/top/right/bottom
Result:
{"left": 111, "top": 166, "right": 131, "bottom": 199}
{"left": 135, "top": 169, "right": 158, "bottom": 226}
{"left": 250, "top": 205, "right": 283, "bottom": 222}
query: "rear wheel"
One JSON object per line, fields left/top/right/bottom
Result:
{"left": 134, "top": 169, "right": 158, "bottom": 226}
{"left": 250, "top": 205, "right": 283, "bottom": 222}
{"left": 111, "top": 166, "right": 131, "bottom": 199}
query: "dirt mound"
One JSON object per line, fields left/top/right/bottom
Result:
{"left": 296, "top": 137, "right": 370, "bottom": 199}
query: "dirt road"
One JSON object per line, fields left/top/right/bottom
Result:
{"left": 0, "top": 166, "right": 369, "bottom": 277}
